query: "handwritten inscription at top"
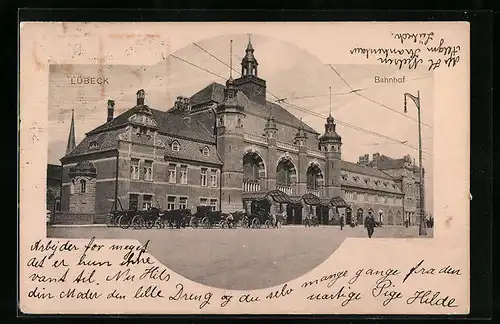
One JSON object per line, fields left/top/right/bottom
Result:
{"left": 349, "top": 31, "right": 461, "bottom": 71}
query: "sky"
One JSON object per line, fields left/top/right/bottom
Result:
{"left": 48, "top": 33, "right": 434, "bottom": 213}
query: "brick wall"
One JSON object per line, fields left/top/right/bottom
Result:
{"left": 69, "top": 176, "right": 96, "bottom": 214}
{"left": 52, "top": 212, "right": 94, "bottom": 225}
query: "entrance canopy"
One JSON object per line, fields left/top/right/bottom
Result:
{"left": 244, "top": 190, "right": 293, "bottom": 204}
{"left": 301, "top": 193, "right": 324, "bottom": 206}
{"left": 330, "top": 196, "right": 349, "bottom": 208}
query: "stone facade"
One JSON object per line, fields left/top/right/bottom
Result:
{"left": 58, "top": 40, "right": 420, "bottom": 226}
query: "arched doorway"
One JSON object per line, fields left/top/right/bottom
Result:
{"left": 316, "top": 205, "right": 330, "bottom": 225}
{"left": 286, "top": 202, "right": 302, "bottom": 225}
{"left": 356, "top": 208, "right": 364, "bottom": 225}
{"left": 387, "top": 210, "right": 394, "bottom": 225}
{"left": 243, "top": 151, "right": 265, "bottom": 192}
{"left": 276, "top": 156, "right": 296, "bottom": 195}
{"left": 306, "top": 162, "right": 323, "bottom": 195}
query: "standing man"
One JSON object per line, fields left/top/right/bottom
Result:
{"left": 364, "top": 210, "right": 376, "bottom": 238}
{"left": 339, "top": 214, "right": 345, "bottom": 230}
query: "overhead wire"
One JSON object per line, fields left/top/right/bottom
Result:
{"left": 174, "top": 44, "right": 433, "bottom": 157}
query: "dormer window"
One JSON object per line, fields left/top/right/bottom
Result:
{"left": 364, "top": 178, "right": 370, "bottom": 184}
{"left": 374, "top": 180, "right": 380, "bottom": 186}
{"left": 341, "top": 173, "right": 348, "bottom": 181}
{"left": 202, "top": 146, "right": 210, "bottom": 157}
{"left": 353, "top": 176, "right": 359, "bottom": 182}
{"left": 89, "top": 141, "right": 99, "bottom": 149}
{"left": 171, "top": 141, "right": 180, "bottom": 152}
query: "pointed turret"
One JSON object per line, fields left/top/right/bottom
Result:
{"left": 65, "top": 109, "right": 76, "bottom": 155}
{"left": 234, "top": 35, "right": 267, "bottom": 105}
{"left": 294, "top": 123, "right": 308, "bottom": 146}
{"left": 241, "top": 36, "right": 258, "bottom": 76}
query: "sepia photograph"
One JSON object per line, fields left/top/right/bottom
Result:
{"left": 20, "top": 21, "right": 470, "bottom": 315}
{"left": 46, "top": 33, "right": 434, "bottom": 290}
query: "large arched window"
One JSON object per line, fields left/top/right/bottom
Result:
{"left": 243, "top": 152, "right": 264, "bottom": 182}
{"left": 276, "top": 158, "right": 296, "bottom": 187}
{"left": 306, "top": 163, "right": 323, "bottom": 190}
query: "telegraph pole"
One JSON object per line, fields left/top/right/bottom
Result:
{"left": 404, "top": 91, "right": 427, "bottom": 236}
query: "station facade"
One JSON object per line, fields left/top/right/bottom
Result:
{"left": 57, "top": 40, "right": 420, "bottom": 226}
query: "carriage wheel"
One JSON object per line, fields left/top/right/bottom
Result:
{"left": 154, "top": 217, "right": 163, "bottom": 229}
{"left": 201, "top": 217, "right": 209, "bottom": 229}
{"left": 132, "top": 216, "right": 144, "bottom": 229}
{"left": 264, "top": 220, "right": 271, "bottom": 228}
{"left": 220, "top": 220, "right": 228, "bottom": 229}
{"left": 145, "top": 219, "right": 154, "bottom": 229}
{"left": 251, "top": 218, "right": 260, "bottom": 229}
{"left": 190, "top": 217, "right": 198, "bottom": 228}
{"left": 118, "top": 215, "right": 129, "bottom": 229}
{"left": 241, "top": 218, "right": 249, "bottom": 229}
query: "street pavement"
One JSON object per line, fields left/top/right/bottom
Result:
{"left": 47, "top": 225, "right": 433, "bottom": 290}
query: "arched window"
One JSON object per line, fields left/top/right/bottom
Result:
{"left": 80, "top": 179, "right": 87, "bottom": 193}
{"left": 171, "top": 141, "right": 180, "bottom": 152}
{"left": 70, "top": 179, "right": 75, "bottom": 194}
{"left": 202, "top": 146, "right": 210, "bottom": 157}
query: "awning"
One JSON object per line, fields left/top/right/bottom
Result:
{"left": 330, "top": 196, "right": 349, "bottom": 208}
{"left": 266, "top": 190, "right": 292, "bottom": 203}
{"left": 301, "top": 193, "right": 323, "bottom": 206}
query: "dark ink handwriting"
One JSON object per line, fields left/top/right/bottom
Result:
{"left": 59, "top": 288, "right": 102, "bottom": 300}
{"left": 134, "top": 285, "right": 164, "bottom": 299}
{"left": 306, "top": 286, "right": 361, "bottom": 307}
{"left": 169, "top": 283, "right": 212, "bottom": 309}
{"left": 406, "top": 290, "right": 458, "bottom": 308}
{"left": 403, "top": 260, "right": 435, "bottom": 283}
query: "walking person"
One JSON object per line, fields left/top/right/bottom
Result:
{"left": 339, "top": 215, "right": 344, "bottom": 230}
{"left": 364, "top": 210, "right": 376, "bottom": 238}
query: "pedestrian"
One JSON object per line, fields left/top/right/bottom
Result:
{"left": 227, "top": 212, "right": 234, "bottom": 228}
{"left": 364, "top": 210, "right": 376, "bottom": 238}
{"left": 339, "top": 215, "right": 344, "bottom": 230}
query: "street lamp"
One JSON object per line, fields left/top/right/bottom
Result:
{"left": 404, "top": 91, "right": 427, "bottom": 236}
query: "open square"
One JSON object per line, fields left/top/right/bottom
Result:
{"left": 48, "top": 225, "right": 432, "bottom": 290}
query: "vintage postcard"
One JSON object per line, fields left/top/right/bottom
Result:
{"left": 19, "top": 22, "right": 470, "bottom": 315}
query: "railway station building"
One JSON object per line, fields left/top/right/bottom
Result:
{"left": 57, "top": 40, "right": 420, "bottom": 226}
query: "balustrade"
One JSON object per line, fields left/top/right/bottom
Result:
{"left": 276, "top": 140, "right": 298, "bottom": 152}
{"left": 243, "top": 133, "right": 267, "bottom": 145}
{"left": 276, "top": 184, "right": 293, "bottom": 195}
{"left": 307, "top": 148, "right": 324, "bottom": 159}
{"left": 306, "top": 188, "right": 320, "bottom": 197}
{"left": 242, "top": 180, "right": 261, "bottom": 192}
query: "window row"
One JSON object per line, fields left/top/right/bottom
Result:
{"left": 343, "top": 190, "right": 402, "bottom": 205}
{"left": 130, "top": 158, "right": 153, "bottom": 181}
{"left": 128, "top": 194, "right": 219, "bottom": 211}
{"left": 167, "top": 196, "right": 218, "bottom": 211}
{"left": 130, "top": 159, "right": 219, "bottom": 187}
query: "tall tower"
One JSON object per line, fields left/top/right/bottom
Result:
{"left": 65, "top": 109, "right": 76, "bottom": 155}
{"left": 233, "top": 35, "right": 267, "bottom": 105}
{"left": 217, "top": 40, "right": 246, "bottom": 212}
{"left": 320, "top": 88, "right": 342, "bottom": 197}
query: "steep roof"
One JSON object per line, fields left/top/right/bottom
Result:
{"left": 189, "top": 82, "right": 319, "bottom": 135}
{"left": 86, "top": 105, "right": 215, "bottom": 144}
{"left": 340, "top": 161, "right": 402, "bottom": 194}
{"left": 63, "top": 127, "right": 126, "bottom": 159}
{"left": 161, "top": 134, "right": 222, "bottom": 166}
{"left": 340, "top": 160, "right": 394, "bottom": 180}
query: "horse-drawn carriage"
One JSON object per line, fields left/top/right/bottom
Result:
{"left": 163, "top": 208, "right": 191, "bottom": 229}
{"left": 190, "top": 206, "right": 236, "bottom": 229}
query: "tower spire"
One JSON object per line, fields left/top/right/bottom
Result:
{"left": 230, "top": 39, "right": 233, "bottom": 79}
{"left": 329, "top": 86, "right": 332, "bottom": 117}
{"left": 65, "top": 109, "right": 76, "bottom": 155}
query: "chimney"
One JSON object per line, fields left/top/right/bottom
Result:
{"left": 136, "top": 89, "right": 145, "bottom": 106}
{"left": 372, "top": 152, "right": 380, "bottom": 167}
{"left": 107, "top": 99, "right": 115, "bottom": 122}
